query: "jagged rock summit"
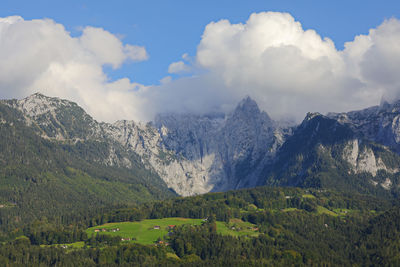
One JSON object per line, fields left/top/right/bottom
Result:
{"left": 3, "top": 93, "right": 287, "bottom": 196}
{"left": 154, "top": 95, "right": 285, "bottom": 194}
{"left": 328, "top": 99, "right": 400, "bottom": 153}
{"left": 3, "top": 93, "right": 400, "bottom": 198}
{"left": 261, "top": 112, "right": 400, "bottom": 195}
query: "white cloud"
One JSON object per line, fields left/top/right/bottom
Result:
{"left": 193, "top": 12, "right": 358, "bottom": 120}
{"left": 160, "top": 76, "right": 172, "bottom": 84}
{"left": 182, "top": 53, "right": 190, "bottom": 61}
{"left": 0, "top": 16, "right": 149, "bottom": 122}
{"left": 1, "top": 13, "right": 400, "bottom": 123}
{"left": 125, "top": 44, "right": 149, "bottom": 62}
{"left": 168, "top": 61, "right": 190, "bottom": 74}
{"left": 154, "top": 12, "right": 400, "bottom": 121}
{"left": 80, "top": 27, "right": 148, "bottom": 67}
{"left": 346, "top": 18, "right": 400, "bottom": 101}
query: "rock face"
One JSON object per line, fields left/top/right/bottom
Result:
{"left": 342, "top": 139, "right": 397, "bottom": 177}
{"left": 154, "top": 97, "right": 289, "bottom": 194}
{"left": 261, "top": 113, "right": 400, "bottom": 194}
{"left": 3, "top": 94, "right": 290, "bottom": 196}
{"left": 4, "top": 93, "right": 400, "bottom": 197}
{"left": 328, "top": 100, "right": 400, "bottom": 153}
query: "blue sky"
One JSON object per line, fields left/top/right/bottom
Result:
{"left": 2, "top": 0, "right": 399, "bottom": 85}
{"left": 1, "top": 1, "right": 400, "bottom": 122}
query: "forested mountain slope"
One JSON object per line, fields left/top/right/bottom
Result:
{"left": 260, "top": 113, "right": 400, "bottom": 198}
{"left": 2, "top": 92, "right": 400, "bottom": 233}
{"left": 0, "top": 101, "right": 174, "bottom": 230}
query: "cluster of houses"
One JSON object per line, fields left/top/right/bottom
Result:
{"left": 151, "top": 225, "right": 177, "bottom": 246}
{"left": 94, "top": 228, "right": 120, "bottom": 233}
{"left": 156, "top": 240, "right": 170, "bottom": 246}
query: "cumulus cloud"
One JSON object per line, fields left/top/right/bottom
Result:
{"left": 0, "top": 16, "right": 149, "bottom": 122}
{"left": 160, "top": 76, "right": 172, "bottom": 84}
{"left": 168, "top": 61, "right": 190, "bottom": 74}
{"left": 124, "top": 44, "right": 149, "bottom": 62}
{"left": 346, "top": 18, "right": 400, "bottom": 101}
{"left": 149, "top": 12, "right": 400, "bottom": 121}
{"left": 193, "top": 12, "right": 368, "bottom": 119}
{"left": 1, "top": 13, "right": 400, "bottom": 123}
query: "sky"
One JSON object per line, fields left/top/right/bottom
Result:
{"left": 1, "top": 1, "right": 400, "bottom": 122}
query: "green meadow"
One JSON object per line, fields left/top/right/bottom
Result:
{"left": 216, "top": 218, "right": 259, "bottom": 237}
{"left": 87, "top": 218, "right": 204, "bottom": 245}
{"left": 86, "top": 217, "right": 259, "bottom": 245}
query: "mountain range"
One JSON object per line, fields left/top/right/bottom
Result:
{"left": 1, "top": 92, "right": 400, "bottom": 225}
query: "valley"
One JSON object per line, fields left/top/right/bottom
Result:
{"left": 1, "top": 4, "right": 400, "bottom": 266}
{"left": 2, "top": 186, "right": 399, "bottom": 266}
{"left": 1, "top": 93, "right": 400, "bottom": 265}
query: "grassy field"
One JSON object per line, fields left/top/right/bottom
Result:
{"left": 87, "top": 218, "right": 204, "bottom": 245}
{"left": 216, "top": 219, "right": 259, "bottom": 237}
{"left": 86, "top": 217, "right": 259, "bottom": 245}
{"left": 280, "top": 206, "right": 350, "bottom": 217}
{"left": 316, "top": 206, "right": 338, "bottom": 216}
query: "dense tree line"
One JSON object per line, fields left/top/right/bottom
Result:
{"left": 1, "top": 206, "right": 400, "bottom": 266}
{"left": 88, "top": 186, "right": 393, "bottom": 227}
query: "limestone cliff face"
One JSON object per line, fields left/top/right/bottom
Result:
{"left": 153, "top": 97, "right": 287, "bottom": 194}
{"left": 328, "top": 100, "right": 400, "bottom": 153}
{"left": 342, "top": 139, "right": 391, "bottom": 177}
{"left": 5, "top": 94, "right": 289, "bottom": 196}
{"left": 5, "top": 93, "right": 400, "bottom": 196}
{"left": 260, "top": 112, "right": 400, "bottom": 193}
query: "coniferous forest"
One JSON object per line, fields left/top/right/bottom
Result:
{"left": 2, "top": 2, "right": 400, "bottom": 266}
{"left": 0, "top": 186, "right": 399, "bottom": 266}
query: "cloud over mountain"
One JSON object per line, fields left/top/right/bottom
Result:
{"left": 0, "top": 16, "right": 150, "bottom": 122}
{"left": 1, "top": 12, "right": 400, "bottom": 122}
{"left": 153, "top": 12, "right": 400, "bottom": 121}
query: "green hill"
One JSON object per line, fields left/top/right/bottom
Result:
{"left": 0, "top": 102, "right": 175, "bottom": 230}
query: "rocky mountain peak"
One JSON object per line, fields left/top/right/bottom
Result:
{"left": 232, "top": 96, "right": 270, "bottom": 121}
{"left": 8, "top": 93, "right": 97, "bottom": 141}
{"left": 5, "top": 92, "right": 400, "bottom": 197}
{"left": 304, "top": 112, "right": 322, "bottom": 121}
{"left": 236, "top": 95, "right": 259, "bottom": 110}
{"left": 226, "top": 96, "right": 273, "bottom": 135}
{"left": 16, "top": 92, "right": 79, "bottom": 118}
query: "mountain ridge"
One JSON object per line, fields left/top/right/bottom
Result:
{"left": 3, "top": 93, "right": 400, "bottom": 198}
